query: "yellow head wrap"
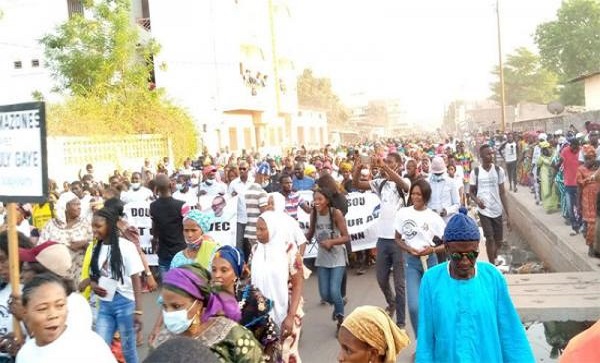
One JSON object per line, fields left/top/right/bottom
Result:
{"left": 341, "top": 306, "right": 410, "bottom": 363}
{"left": 340, "top": 162, "right": 353, "bottom": 172}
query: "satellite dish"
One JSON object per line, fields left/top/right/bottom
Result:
{"left": 547, "top": 101, "right": 565, "bottom": 115}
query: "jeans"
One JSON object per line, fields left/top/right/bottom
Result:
{"left": 236, "top": 223, "right": 249, "bottom": 262}
{"left": 317, "top": 266, "right": 345, "bottom": 317}
{"left": 405, "top": 253, "right": 438, "bottom": 338}
{"left": 565, "top": 186, "right": 581, "bottom": 232}
{"left": 96, "top": 292, "right": 138, "bottom": 363}
{"left": 375, "top": 238, "right": 406, "bottom": 327}
{"left": 158, "top": 257, "right": 172, "bottom": 281}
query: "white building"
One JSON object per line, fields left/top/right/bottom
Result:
{"left": 570, "top": 71, "right": 600, "bottom": 111}
{"left": 148, "top": 0, "right": 300, "bottom": 154}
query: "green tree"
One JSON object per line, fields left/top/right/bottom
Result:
{"left": 297, "top": 68, "right": 349, "bottom": 130}
{"left": 535, "top": 0, "right": 600, "bottom": 105}
{"left": 490, "top": 47, "right": 559, "bottom": 106}
{"left": 40, "top": 0, "right": 197, "bottom": 160}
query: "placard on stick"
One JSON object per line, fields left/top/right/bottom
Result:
{"left": 0, "top": 102, "right": 48, "bottom": 342}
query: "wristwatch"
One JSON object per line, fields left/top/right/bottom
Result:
{"left": 144, "top": 271, "right": 153, "bottom": 277}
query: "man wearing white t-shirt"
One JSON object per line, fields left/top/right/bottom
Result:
{"left": 121, "top": 172, "right": 154, "bottom": 204}
{"left": 352, "top": 153, "right": 410, "bottom": 328}
{"left": 499, "top": 132, "right": 519, "bottom": 192}
{"left": 470, "top": 144, "right": 511, "bottom": 264}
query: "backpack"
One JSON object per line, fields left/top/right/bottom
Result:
{"left": 473, "top": 165, "right": 500, "bottom": 196}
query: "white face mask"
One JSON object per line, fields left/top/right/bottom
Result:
{"left": 131, "top": 182, "right": 141, "bottom": 190}
{"left": 162, "top": 300, "right": 197, "bottom": 335}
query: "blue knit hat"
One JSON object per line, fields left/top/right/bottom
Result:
{"left": 443, "top": 207, "right": 480, "bottom": 242}
{"left": 256, "top": 162, "right": 271, "bottom": 175}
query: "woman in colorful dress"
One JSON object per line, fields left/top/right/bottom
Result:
{"left": 577, "top": 145, "right": 600, "bottom": 252}
{"left": 40, "top": 191, "right": 93, "bottom": 282}
{"left": 154, "top": 264, "right": 264, "bottom": 362}
{"left": 537, "top": 141, "right": 559, "bottom": 213}
{"left": 211, "top": 245, "right": 282, "bottom": 362}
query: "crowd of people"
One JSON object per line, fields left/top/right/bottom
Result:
{"left": 0, "top": 129, "right": 598, "bottom": 362}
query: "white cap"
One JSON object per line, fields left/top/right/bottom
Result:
{"left": 538, "top": 133, "right": 547, "bottom": 141}
{"left": 554, "top": 129, "right": 563, "bottom": 136}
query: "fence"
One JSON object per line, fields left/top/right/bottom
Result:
{"left": 47, "top": 134, "right": 172, "bottom": 184}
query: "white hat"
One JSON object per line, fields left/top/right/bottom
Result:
{"left": 554, "top": 129, "right": 563, "bottom": 136}
{"left": 538, "top": 133, "right": 547, "bottom": 141}
{"left": 430, "top": 156, "right": 447, "bottom": 174}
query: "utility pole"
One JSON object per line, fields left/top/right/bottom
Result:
{"left": 496, "top": 0, "right": 506, "bottom": 132}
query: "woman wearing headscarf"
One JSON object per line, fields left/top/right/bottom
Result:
{"left": 577, "top": 145, "right": 600, "bottom": 251}
{"left": 537, "top": 141, "right": 559, "bottom": 213}
{"left": 252, "top": 211, "right": 304, "bottom": 363}
{"left": 153, "top": 264, "right": 264, "bottom": 362}
{"left": 337, "top": 305, "right": 410, "bottom": 363}
{"left": 40, "top": 191, "right": 93, "bottom": 282}
{"left": 211, "top": 245, "right": 282, "bottom": 362}
{"left": 172, "top": 209, "right": 219, "bottom": 270}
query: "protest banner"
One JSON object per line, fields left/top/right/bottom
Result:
{"left": 124, "top": 195, "right": 238, "bottom": 265}
{"left": 297, "top": 191, "right": 381, "bottom": 259}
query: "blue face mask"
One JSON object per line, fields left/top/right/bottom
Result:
{"left": 162, "top": 300, "right": 197, "bottom": 334}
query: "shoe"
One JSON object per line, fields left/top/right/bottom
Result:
{"left": 514, "top": 187, "right": 518, "bottom": 192}
{"left": 385, "top": 304, "right": 396, "bottom": 319}
{"left": 335, "top": 314, "right": 344, "bottom": 335}
{"left": 343, "top": 297, "right": 348, "bottom": 306}
{"left": 356, "top": 268, "right": 366, "bottom": 275}
{"left": 570, "top": 231, "right": 579, "bottom": 236}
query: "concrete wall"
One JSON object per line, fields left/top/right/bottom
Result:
{"left": 584, "top": 74, "right": 600, "bottom": 111}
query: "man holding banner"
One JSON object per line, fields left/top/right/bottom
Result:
{"left": 352, "top": 153, "right": 410, "bottom": 329}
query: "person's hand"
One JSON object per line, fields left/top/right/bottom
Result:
{"left": 319, "top": 239, "right": 334, "bottom": 251}
{"left": 374, "top": 157, "right": 385, "bottom": 168}
{"left": 0, "top": 333, "right": 23, "bottom": 357}
{"left": 148, "top": 326, "right": 161, "bottom": 346}
{"left": 70, "top": 240, "right": 89, "bottom": 251}
{"left": 440, "top": 208, "right": 447, "bottom": 217}
{"left": 8, "top": 295, "right": 24, "bottom": 321}
{"left": 281, "top": 315, "right": 294, "bottom": 340}
{"left": 146, "top": 274, "right": 158, "bottom": 292}
{"left": 476, "top": 198, "right": 486, "bottom": 209}
{"left": 134, "top": 315, "right": 143, "bottom": 333}
{"left": 418, "top": 246, "right": 434, "bottom": 256}
{"left": 90, "top": 281, "right": 107, "bottom": 298}
{"left": 78, "top": 278, "right": 91, "bottom": 292}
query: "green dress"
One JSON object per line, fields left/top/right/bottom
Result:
{"left": 537, "top": 154, "right": 559, "bottom": 213}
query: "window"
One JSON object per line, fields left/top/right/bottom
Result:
{"left": 13, "top": 61, "right": 22, "bottom": 69}
{"left": 31, "top": 59, "right": 40, "bottom": 68}
{"left": 67, "top": 0, "right": 83, "bottom": 18}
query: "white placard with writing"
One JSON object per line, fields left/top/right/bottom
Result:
{"left": 0, "top": 102, "right": 48, "bottom": 203}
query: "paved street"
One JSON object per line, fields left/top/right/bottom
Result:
{"left": 138, "top": 265, "right": 417, "bottom": 362}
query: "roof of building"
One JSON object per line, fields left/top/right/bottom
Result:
{"left": 568, "top": 71, "right": 600, "bottom": 83}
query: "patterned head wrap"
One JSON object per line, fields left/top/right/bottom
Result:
{"left": 214, "top": 245, "right": 244, "bottom": 278}
{"left": 341, "top": 305, "right": 410, "bottom": 363}
{"left": 183, "top": 210, "right": 214, "bottom": 234}
{"left": 163, "top": 264, "right": 241, "bottom": 323}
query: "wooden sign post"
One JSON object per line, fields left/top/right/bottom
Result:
{"left": 0, "top": 102, "right": 48, "bottom": 342}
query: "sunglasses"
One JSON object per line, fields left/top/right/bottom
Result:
{"left": 449, "top": 251, "right": 479, "bottom": 261}
{"left": 238, "top": 167, "right": 247, "bottom": 171}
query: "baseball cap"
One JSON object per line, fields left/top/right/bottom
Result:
{"left": 19, "top": 241, "right": 72, "bottom": 278}
{"left": 256, "top": 162, "right": 271, "bottom": 175}
{"left": 203, "top": 165, "right": 217, "bottom": 175}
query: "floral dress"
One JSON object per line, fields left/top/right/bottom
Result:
{"left": 40, "top": 217, "right": 92, "bottom": 282}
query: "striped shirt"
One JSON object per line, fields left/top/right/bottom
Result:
{"left": 283, "top": 192, "right": 305, "bottom": 220}
{"left": 244, "top": 183, "right": 268, "bottom": 241}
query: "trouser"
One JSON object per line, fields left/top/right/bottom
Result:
{"left": 158, "top": 257, "right": 173, "bottom": 281}
{"left": 96, "top": 293, "right": 138, "bottom": 363}
{"left": 404, "top": 253, "right": 438, "bottom": 338}
{"left": 317, "top": 266, "right": 345, "bottom": 318}
{"left": 506, "top": 161, "right": 517, "bottom": 189}
{"left": 375, "top": 238, "right": 406, "bottom": 327}
{"left": 564, "top": 186, "right": 581, "bottom": 232}
{"left": 236, "top": 223, "right": 248, "bottom": 262}
{"left": 479, "top": 213, "right": 504, "bottom": 263}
